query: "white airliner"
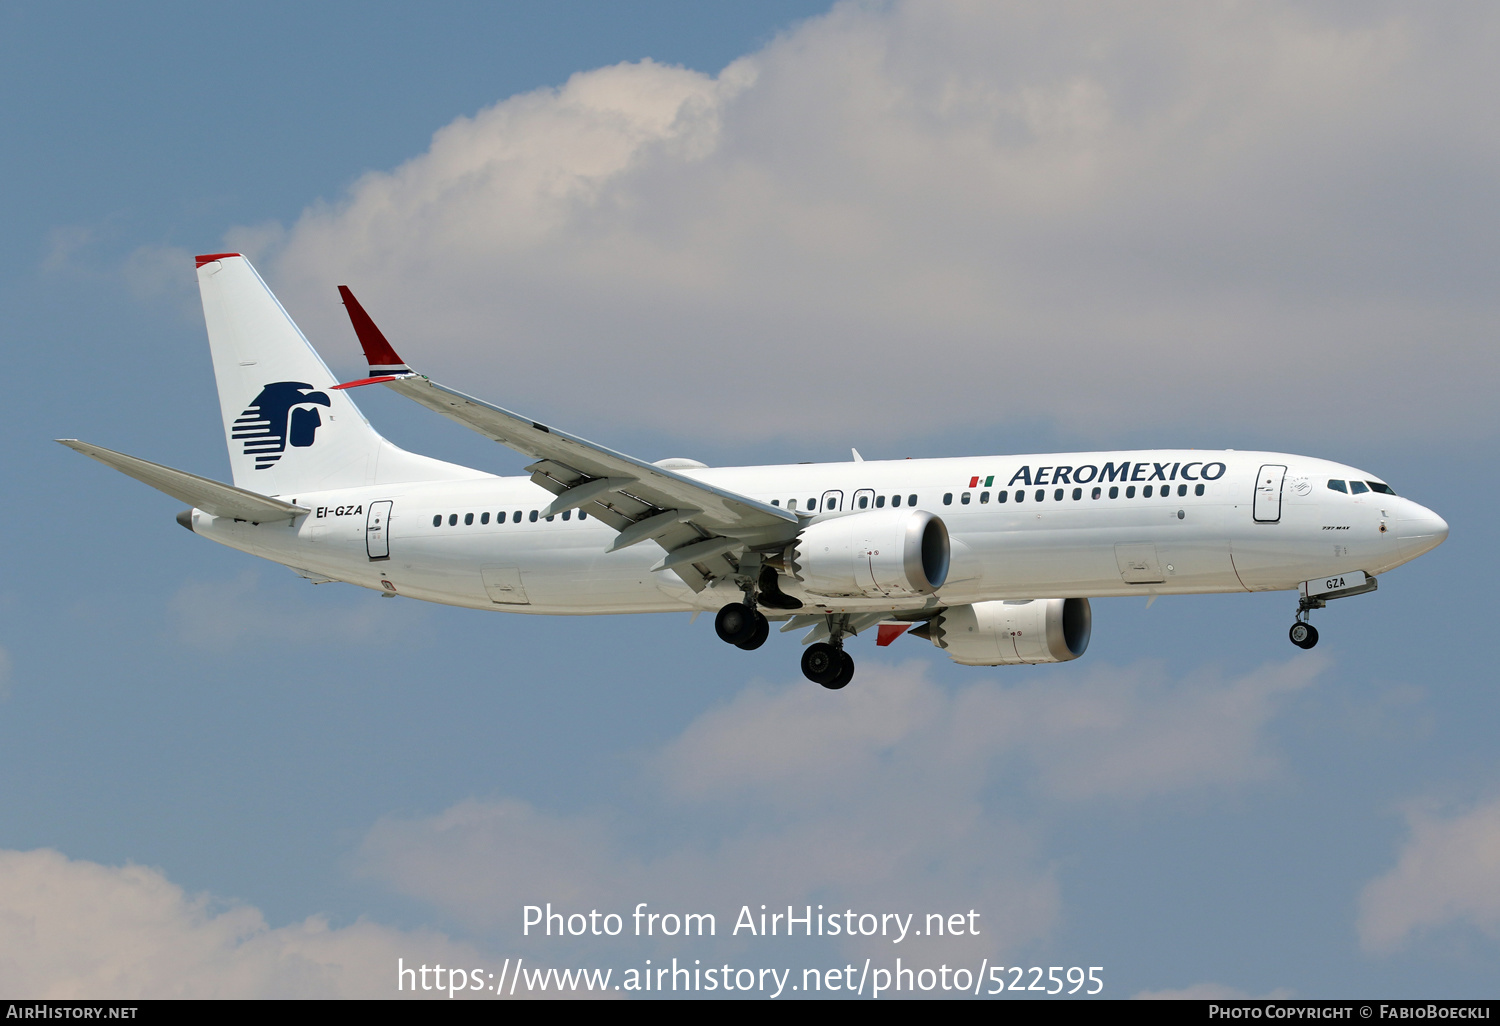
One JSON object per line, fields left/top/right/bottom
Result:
{"left": 61, "top": 254, "right": 1449, "bottom": 688}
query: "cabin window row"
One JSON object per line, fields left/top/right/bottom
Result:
{"left": 943, "top": 483, "right": 1208, "bottom": 505}
{"left": 770, "top": 494, "right": 919, "bottom": 511}
{"left": 431, "top": 509, "right": 589, "bottom": 527}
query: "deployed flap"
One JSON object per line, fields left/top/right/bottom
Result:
{"left": 58, "top": 439, "right": 307, "bottom": 522}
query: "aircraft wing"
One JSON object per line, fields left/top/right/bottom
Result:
{"left": 57, "top": 439, "right": 309, "bottom": 522}
{"left": 332, "top": 287, "right": 800, "bottom": 589}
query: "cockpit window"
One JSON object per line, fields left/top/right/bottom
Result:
{"left": 1349, "top": 481, "right": 1369, "bottom": 494}
{"left": 1327, "top": 479, "right": 1347, "bottom": 493}
{"left": 1367, "top": 481, "right": 1396, "bottom": 495}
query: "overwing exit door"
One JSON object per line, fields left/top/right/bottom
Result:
{"left": 1253, "top": 465, "right": 1287, "bottom": 523}
{"left": 366, "top": 500, "right": 392, "bottom": 559}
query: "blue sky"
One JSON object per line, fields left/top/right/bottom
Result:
{"left": 1, "top": 1, "right": 1497, "bottom": 999}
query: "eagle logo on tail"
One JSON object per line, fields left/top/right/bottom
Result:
{"left": 232, "top": 382, "right": 332, "bottom": 469}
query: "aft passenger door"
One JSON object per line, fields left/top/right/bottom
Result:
{"left": 820, "top": 489, "right": 844, "bottom": 513}
{"left": 852, "top": 488, "right": 875, "bottom": 510}
{"left": 1253, "top": 465, "right": 1287, "bottom": 523}
{"left": 366, "top": 500, "right": 392, "bottom": 560}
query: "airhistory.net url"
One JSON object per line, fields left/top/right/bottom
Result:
{"left": 396, "top": 957, "right": 1104, "bottom": 998}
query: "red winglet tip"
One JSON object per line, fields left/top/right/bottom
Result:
{"left": 338, "top": 285, "right": 407, "bottom": 368}
{"left": 331, "top": 375, "right": 398, "bottom": 391}
{"left": 195, "top": 252, "right": 242, "bottom": 268}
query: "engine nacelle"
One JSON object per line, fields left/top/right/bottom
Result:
{"left": 918, "top": 598, "right": 1091, "bottom": 665}
{"left": 781, "top": 509, "right": 949, "bottom": 599}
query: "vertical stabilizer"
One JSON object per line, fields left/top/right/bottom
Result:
{"left": 195, "top": 253, "right": 481, "bottom": 493}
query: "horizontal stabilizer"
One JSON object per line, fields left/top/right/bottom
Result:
{"left": 57, "top": 439, "right": 308, "bottom": 522}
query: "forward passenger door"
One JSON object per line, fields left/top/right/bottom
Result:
{"left": 1253, "top": 465, "right": 1287, "bottom": 523}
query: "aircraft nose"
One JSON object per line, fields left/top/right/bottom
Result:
{"left": 1395, "top": 505, "right": 1449, "bottom": 560}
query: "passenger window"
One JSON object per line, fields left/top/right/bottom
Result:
{"left": 980, "top": 491, "right": 990, "bottom": 504}
{"left": 891, "top": 495, "right": 901, "bottom": 507}
{"left": 1035, "top": 489, "right": 1044, "bottom": 502}
{"left": 513, "top": 511, "right": 523, "bottom": 523}
{"left": 1350, "top": 481, "right": 1369, "bottom": 494}
{"left": 961, "top": 492, "right": 971, "bottom": 505}
{"left": 449, "top": 514, "right": 458, "bottom": 526}
{"left": 1092, "top": 487, "right": 1101, "bottom": 499}
{"left": 772, "top": 499, "right": 780, "bottom": 506}
{"left": 857, "top": 495, "right": 868, "bottom": 509}
{"left": 1194, "top": 484, "right": 1204, "bottom": 496}
{"left": 788, "top": 499, "right": 797, "bottom": 510}
{"left": 1073, "top": 487, "right": 1082, "bottom": 500}
{"left": 464, "top": 512, "right": 474, "bottom": 525}
{"left": 529, "top": 510, "right": 538, "bottom": 522}
{"left": 807, "top": 498, "right": 815, "bottom": 509}
{"left": 1178, "top": 484, "right": 1187, "bottom": 497}
{"left": 1143, "top": 485, "right": 1153, "bottom": 498}
{"left": 432, "top": 514, "right": 441, "bottom": 527}
{"left": 1328, "top": 479, "right": 1347, "bottom": 493}
{"left": 1015, "top": 490, "right": 1025, "bottom": 503}
{"left": 943, "top": 493, "right": 952, "bottom": 505}
{"left": 1109, "top": 486, "right": 1119, "bottom": 499}
{"left": 1367, "top": 481, "right": 1395, "bottom": 495}
{"left": 578, "top": 511, "right": 587, "bottom": 520}
{"left": 876, "top": 495, "right": 886, "bottom": 508}
{"left": 546, "top": 514, "right": 555, "bottom": 522}
{"left": 997, "top": 490, "right": 1008, "bottom": 504}
{"left": 481, "top": 512, "right": 490, "bottom": 525}
{"left": 562, "top": 510, "right": 571, "bottom": 520}
{"left": 908, "top": 494, "right": 916, "bottom": 506}
{"left": 1126, "top": 486, "right": 1136, "bottom": 498}
{"left": 1054, "top": 488, "right": 1064, "bottom": 501}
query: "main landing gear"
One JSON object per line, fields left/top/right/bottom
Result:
{"left": 713, "top": 600, "right": 856, "bottom": 689}
{"left": 715, "top": 602, "right": 769, "bottom": 650}
{"left": 801, "top": 641, "right": 854, "bottom": 690}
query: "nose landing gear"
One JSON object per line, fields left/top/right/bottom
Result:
{"left": 1289, "top": 594, "right": 1323, "bottom": 650}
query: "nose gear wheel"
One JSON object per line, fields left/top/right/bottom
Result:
{"left": 1289, "top": 621, "right": 1319, "bottom": 649}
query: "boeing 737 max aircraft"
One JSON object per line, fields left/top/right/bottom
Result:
{"left": 61, "top": 254, "right": 1449, "bottom": 688}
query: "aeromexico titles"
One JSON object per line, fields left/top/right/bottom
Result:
{"left": 61, "top": 254, "right": 1449, "bottom": 689}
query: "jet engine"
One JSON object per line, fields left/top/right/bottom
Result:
{"left": 778, "top": 509, "right": 949, "bottom": 599}
{"left": 913, "top": 598, "right": 1091, "bottom": 665}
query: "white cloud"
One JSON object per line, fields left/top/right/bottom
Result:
{"left": 246, "top": 2, "right": 1500, "bottom": 445}
{"left": 0, "top": 848, "right": 488, "bottom": 998}
{"left": 1358, "top": 797, "right": 1500, "bottom": 953}
{"left": 358, "top": 657, "right": 1317, "bottom": 958}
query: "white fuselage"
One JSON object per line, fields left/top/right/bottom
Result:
{"left": 188, "top": 449, "right": 1447, "bottom": 616}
